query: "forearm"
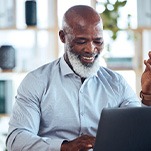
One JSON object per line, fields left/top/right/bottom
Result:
{"left": 6, "top": 129, "right": 64, "bottom": 151}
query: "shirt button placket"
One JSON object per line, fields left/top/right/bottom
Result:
{"left": 79, "top": 87, "right": 85, "bottom": 135}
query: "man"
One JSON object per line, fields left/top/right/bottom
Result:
{"left": 6, "top": 5, "right": 151, "bottom": 151}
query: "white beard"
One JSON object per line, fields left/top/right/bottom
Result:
{"left": 66, "top": 49, "right": 100, "bottom": 78}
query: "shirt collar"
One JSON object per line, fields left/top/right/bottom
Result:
{"left": 60, "top": 57, "right": 74, "bottom": 76}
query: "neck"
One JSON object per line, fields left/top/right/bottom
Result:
{"left": 81, "top": 77, "right": 86, "bottom": 83}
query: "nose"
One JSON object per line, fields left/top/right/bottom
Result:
{"left": 85, "top": 42, "right": 96, "bottom": 54}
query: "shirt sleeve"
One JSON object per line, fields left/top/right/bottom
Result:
{"left": 6, "top": 73, "right": 64, "bottom": 151}
{"left": 118, "top": 75, "right": 141, "bottom": 107}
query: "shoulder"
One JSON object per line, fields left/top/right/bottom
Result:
{"left": 30, "top": 58, "right": 61, "bottom": 77}
{"left": 20, "top": 58, "right": 61, "bottom": 87}
{"left": 26, "top": 58, "right": 61, "bottom": 79}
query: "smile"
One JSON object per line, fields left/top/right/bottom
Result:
{"left": 81, "top": 56, "right": 95, "bottom": 63}
{"left": 83, "top": 56, "right": 94, "bottom": 60}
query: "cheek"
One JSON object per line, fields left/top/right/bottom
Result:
{"left": 93, "top": 46, "right": 103, "bottom": 55}
{"left": 70, "top": 45, "right": 84, "bottom": 54}
{"left": 65, "top": 42, "right": 74, "bottom": 51}
{"left": 98, "top": 44, "right": 104, "bottom": 53}
{"left": 99, "top": 47, "right": 103, "bottom": 53}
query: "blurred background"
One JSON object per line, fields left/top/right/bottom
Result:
{"left": 0, "top": 0, "right": 151, "bottom": 150}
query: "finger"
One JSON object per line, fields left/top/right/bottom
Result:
{"left": 148, "top": 51, "right": 151, "bottom": 58}
{"left": 78, "top": 135, "right": 95, "bottom": 149}
{"left": 87, "top": 144, "right": 93, "bottom": 148}
{"left": 144, "top": 60, "right": 151, "bottom": 71}
{"left": 81, "top": 143, "right": 93, "bottom": 150}
{"left": 146, "top": 59, "right": 151, "bottom": 64}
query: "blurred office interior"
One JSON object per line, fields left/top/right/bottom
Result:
{"left": 0, "top": 0, "right": 151, "bottom": 150}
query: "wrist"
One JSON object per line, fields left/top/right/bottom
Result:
{"left": 140, "top": 91, "right": 151, "bottom": 106}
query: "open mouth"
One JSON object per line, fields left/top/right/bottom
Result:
{"left": 81, "top": 56, "right": 95, "bottom": 63}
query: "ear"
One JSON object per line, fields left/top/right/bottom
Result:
{"left": 59, "top": 30, "right": 65, "bottom": 43}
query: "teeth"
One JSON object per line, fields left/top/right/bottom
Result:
{"left": 83, "top": 56, "right": 94, "bottom": 60}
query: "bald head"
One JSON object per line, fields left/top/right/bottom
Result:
{"left": 62, "top": 5, "right": 103, "bottom": 32}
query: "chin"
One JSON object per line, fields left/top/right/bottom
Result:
{"left": 67, "top": 50, "right": 100, "bottom": 78}
{"left": 81, "top": 61, "right": 94, "bottom": 68}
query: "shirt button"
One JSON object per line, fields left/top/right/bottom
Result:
{"left": 80, "top": 112, "right": 84, "bottom": 116}
{"left": 80, "top": 90, "right": 83, "bottom": 93}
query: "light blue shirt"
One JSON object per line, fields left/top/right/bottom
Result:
{"left": 6, "top": 57, "right": 141, "bottom": 151}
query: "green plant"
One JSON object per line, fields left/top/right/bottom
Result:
{"left": 99, "top": 0, "right": 127, "bottom": 40}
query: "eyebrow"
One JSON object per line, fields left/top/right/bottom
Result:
{"left": 75, "top": 37, "right": 103, "bottom": 40}
{"left": 93, "top": 37, "right": 103, "bottom": 40}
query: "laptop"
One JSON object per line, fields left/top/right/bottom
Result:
{"left": 94, "top": 107, "right": 151, "bottom": 151}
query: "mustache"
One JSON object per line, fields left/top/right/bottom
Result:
{"left": 79, "top": 53, "right": 99, "bottom": 60}
{"left": 71, "top": 50, "right": 99, "bottom": 58}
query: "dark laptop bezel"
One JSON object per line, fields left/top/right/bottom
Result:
{"left": 94, "top": 107, "right": 151, "bottom": 151}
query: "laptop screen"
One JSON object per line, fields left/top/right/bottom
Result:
{"left": 94, "top": 107, "right": 151, "bottom": 151}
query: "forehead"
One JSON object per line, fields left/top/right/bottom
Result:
{"left": 70, "top": 22, "right": 103, "bottom": 37}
